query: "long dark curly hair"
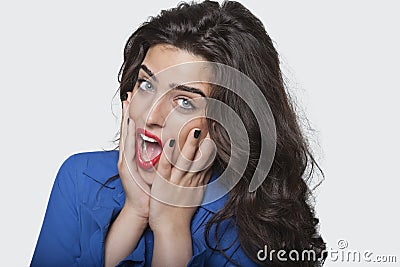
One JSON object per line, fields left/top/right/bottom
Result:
{"left": 111, "top": 1, "right": 326, "bottom": 266}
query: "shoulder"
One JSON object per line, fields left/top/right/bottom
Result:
{"left": 192, "top": 170, "right": 261, "bottom": 266}
{"left": 61, "top": 150, "right": 119, "bottom": 170}
{"left": 53, "top": 150, "right": 121, "bottom": 205}
{"left": 57, "top": 150, "right": 119, "bottom": 183}
{"left": 192, "top": 209, "right": 260, "bottom": 266}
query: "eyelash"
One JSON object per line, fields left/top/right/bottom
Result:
{"left": 137, "top": 78, "right": 154, "bottom": 92}
{"left": 176, "top": 97, "right": 196, "bottom": 110}
{"left": 136, "top": 78, "right": 196, "bottom": 111}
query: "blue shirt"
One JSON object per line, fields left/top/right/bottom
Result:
{"left": 31, "top": 151, "right": 260, "bottom": 267}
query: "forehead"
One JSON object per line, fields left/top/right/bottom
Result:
{"left": 141, "top": 44, "right": 212, "bottom": 96}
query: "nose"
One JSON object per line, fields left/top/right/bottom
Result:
{"left": 144, "top": 94, "right": 168, "bottom": 128}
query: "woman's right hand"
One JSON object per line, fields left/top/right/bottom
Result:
{"left": 117, "top": 95, "right": 151, "bottom": 222}
{"left": 105, "top": 94, "right": 150, "bottom": 267}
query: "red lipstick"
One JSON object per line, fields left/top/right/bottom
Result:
{"left": 136, "top": 128, "right": 163, "bottom": 170}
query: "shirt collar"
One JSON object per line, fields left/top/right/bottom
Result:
{"left": 82, "top": 150, "right": 119, "bottom": 186}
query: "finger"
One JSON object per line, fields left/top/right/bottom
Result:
{"left": 171, "top": 128, "right": 201, "bottom": 181}
{"left": 122, "top": 117, "right": 151, "bottom": 194}
{"left": 190, "top": 132, "right": 217, "bottom": 173}
{"left": 186, "top": 143, "right": 215, "bottom": 187}
{"left": 118, "top": 100, "right": 130, "bottom": 163}
{"left": 156, "top": 138, "right": 175, "bottom": 181}
{"left": 197, "top": 166, "right": 213, "bottom": 187}
{"left": 123, "top": 113, "right": 137, "bottom": 172}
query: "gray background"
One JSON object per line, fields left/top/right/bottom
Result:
{"left": 0, "top": 1, "right": 398, "bottom": 266}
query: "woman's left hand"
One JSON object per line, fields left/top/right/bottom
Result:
{"left": 149, "top": 128, "right": 214, "bottom": 231}
{"left": 149, "top": 129, "right": 214, "bottom": 267}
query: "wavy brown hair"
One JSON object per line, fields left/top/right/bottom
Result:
{"left": 113, "top": 1, "right": 326, "bottom": 266}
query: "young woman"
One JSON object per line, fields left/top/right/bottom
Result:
{"left": 31, "top": 1, "right": 326, "bottom": 266}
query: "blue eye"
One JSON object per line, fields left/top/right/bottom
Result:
{"left": 138, "top": 79, "right": 154, "bottom": 92}
{"left": 177, "top": 98, "right": 194, "bottom": 109}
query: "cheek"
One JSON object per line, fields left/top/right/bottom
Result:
{"left": 128, "top": 92, "right": 147, "bottom": 122}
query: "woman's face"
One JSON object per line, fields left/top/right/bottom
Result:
{"left": 125, "top": 44, "right": 211, "bottom": 185}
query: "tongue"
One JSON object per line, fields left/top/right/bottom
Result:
{"left": 145, "top": 142, "right": 162, "bottom": 161}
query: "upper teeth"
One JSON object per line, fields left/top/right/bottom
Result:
{"left": 140, "top": 133, "right": 157, "bottom": 143}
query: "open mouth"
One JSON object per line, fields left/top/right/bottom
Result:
{"left": 136, "top": 128, "right": 163, "bottom": 170}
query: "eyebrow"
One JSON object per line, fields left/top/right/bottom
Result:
{"left": 140, "top": 64, "right": 206, "bottom": 97}
{"left": 169, "top": 82, "right": 206, "bottom": 97}
{"left": 140, "top": 64, "right": 158, "bottom": 82}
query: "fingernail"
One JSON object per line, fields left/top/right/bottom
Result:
{"left": 127, "top": 118, "right": 130, "bottom": 125}
{"left": 194, "top": 129, "right": 201, "bottom": 139}
{"left": 169, "top": 139, "right": 175, "bottom": 147}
